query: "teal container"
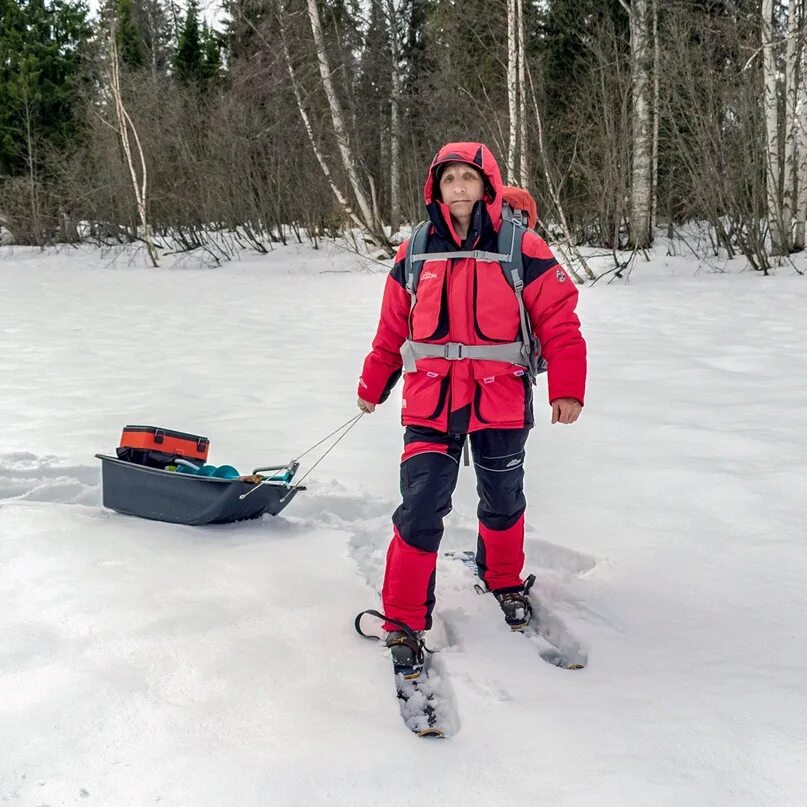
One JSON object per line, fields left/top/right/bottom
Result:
{"left": 212, "top": 465, "right": 240, "bottom": 479}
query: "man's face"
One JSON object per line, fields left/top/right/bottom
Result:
{"left": 438, "top": 162, "right": 485, "bottom": 220}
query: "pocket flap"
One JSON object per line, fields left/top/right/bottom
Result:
{"left": 412, "top": 356, "right": 450, "bottom": 377}
{"left": 472, "top": 359, "right": 525, "bottom": 382}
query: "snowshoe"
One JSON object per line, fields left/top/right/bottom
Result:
{"left": 355, "top": 609, "right": 450, "bottom": 737}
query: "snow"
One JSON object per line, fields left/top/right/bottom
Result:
{"left": 1, "top": 241, "right": 806, "bottom": 805}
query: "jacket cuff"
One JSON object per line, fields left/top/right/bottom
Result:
{"left": 357, "top": 378, "right": 383, "bottom": 405}
{"left": 547, "top": 367, "right": 586, "bottom": 406}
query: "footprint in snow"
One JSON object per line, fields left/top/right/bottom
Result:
{"left": 0, "top": 452, "right": 101, "bottom": 505}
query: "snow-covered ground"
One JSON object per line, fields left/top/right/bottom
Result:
{"left": 1, "top": 242, "right": 806, "bottom": 806}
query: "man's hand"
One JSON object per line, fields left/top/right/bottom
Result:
{"left": 357, "top": 397, "right": 376, "bottom": 414}
{"left": 551, "top": 398, "right": 582, "bottom": 424}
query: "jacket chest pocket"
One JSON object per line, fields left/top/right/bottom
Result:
{"left": 474, "top": 262, "right": 520, "bottom": 342}
{"left": 411, "top": 261, "right": 447, "bottom": 340}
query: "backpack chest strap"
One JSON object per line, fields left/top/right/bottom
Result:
{"left": 410, "top": 250, "right": 511, "bottom": 263}
{"left": 401, "top": 339, "right": 528, "bottom": 373}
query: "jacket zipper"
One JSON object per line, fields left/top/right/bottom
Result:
{"left": 445, "top": 257, "right": 455, "bottom": 420}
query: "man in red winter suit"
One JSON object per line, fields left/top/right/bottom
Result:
{"left": 357, "top": 142, "right": 587, "bottom": 674}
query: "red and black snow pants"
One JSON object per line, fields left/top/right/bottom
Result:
{"left": 381, "top": 425, "right": 529, "bottom": 632}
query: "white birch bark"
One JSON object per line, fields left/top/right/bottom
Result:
{"left": 278, "top": 10, "right": 367, "bottom": 233}
{"left": 781, "top": 0, "right": 800, "bottom": 249}
{"left": 795, "top": 9, "right": 807, "bottom": 249}
{"left": 629, "top": 0, "right": 653, "bottom": 249}
{"left": 306, "top": 0, "right": 377, "bottom": 233}
{"left": 763, "top": 0, "right": 785, "bottom": 254}
{"left": 506, "top": 0, "right": 518, "bottom": 184}
{"left": 516, "top": 0, "right": 528, "bottom": 188}
{"left": 108, "top": 28, "right": 158, "bottom": 267}
{"left": 385, "top": 0, "right": 401, "bottom": 232}
{"left": 651, "top": 0, "right": 659, "bottom": 233}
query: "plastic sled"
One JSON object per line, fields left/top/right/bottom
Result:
{"left": 95, "top": 454, "right": 303, "bottom": 525}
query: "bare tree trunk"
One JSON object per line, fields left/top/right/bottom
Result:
{"left": 763, "top": 0, "right": 785, "bottom": 254}
{"left": 526, "top": 67, "right": 595, "bottom": 283}
{"left": 306, "top": 0, "right": 378, "bottom": 234}
{"left": 651, "top": 0, "right": 659, "bottom": 233}
{"left": 506, "top": 0, "right": 518, "bottom": 184}
{"left": 782, "top": 0, "right": 800, "bottom": 249}
{"left": 108, "top": 29, "right": 158, "bottom": 267}
{"left": 795, "top": 5, "right": 807, "bottom": 249}
{"left": 277, "top": 10, "right": 368, "bottom": 233}
{"left": 516, "top": 0, "right": 528, "bottom": 188}
{"left": 385, "top": 0, "right": 401, "bottom": 232}
{"left": 628, "top": 0, "right": 653, "bottom": 249}
{"left": 22, "top": 91, "right": 42, "bottom": 247}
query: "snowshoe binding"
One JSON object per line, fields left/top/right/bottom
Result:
{"left": 493, "top": 574, "right": 536, "bottom": 631}
{"left": 385, "top": 629, "right": 427, "bottom": 679}
{"left": 354, "top": 609, "right": 431, "bottom": 678}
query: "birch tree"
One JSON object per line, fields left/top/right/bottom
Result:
{"left": 781, "top": 0, "right": 800, "bottom": 249}
{"left": 277, "top": 9, "right": 368, "bottom": 234}
{"left": 651, "top": 0, "right": 659, "bottom": 233}
{"left": 624, "top": 0, "right": 653, "bottom": 249}
{"left": 763, "top": 0, "right": 785, "bottom": 254}
{"left": 385, "top": 0, "right": 402, "bottom": 232}
{"left": 305, "top": 0, "right": 384, "bottom": 242}
{"left": 795, "top": 7, "right": 807, "bottom": 248}
{"left": 107, "top": 26, "right": 158, "bottom": 266}
{"left": 516, "top": 0, "right": 528, "bottom": 188}
{"left": 506, "top": 0, "right": 518, "bottom": 184}
{"left": 505, "top": 0, "right": 528, "bottom": 188}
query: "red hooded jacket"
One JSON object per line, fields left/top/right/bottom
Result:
{"left": 358, "top": 142, "right": 586, "bottom": 433}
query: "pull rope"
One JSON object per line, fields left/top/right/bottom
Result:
{"left": 293, "top": 413, "right": 365, "bottom": 462}
{"left": 279, "top": 412, "right": 365, "bottom": 502}
{"left": 240, "top": 412, "right": 364, "bottom": 502}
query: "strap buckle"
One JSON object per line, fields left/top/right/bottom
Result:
{"left": 443, "top": 342, "right": 464, "bottom": 360}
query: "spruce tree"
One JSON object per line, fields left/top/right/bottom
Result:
{"left": 174, "top": 0, "right": 204, "bottom": 84}
{"left": 134, "top": 0, "right": 173, "bottom": 74}
{"left": 115, "top": 0, "right": 148, "bottom": 68}
{"left": 0, "top": 0, "right": 92, "bottom": 176}
{"left": 200, "top": 23, "right": 222, "bottom": 86}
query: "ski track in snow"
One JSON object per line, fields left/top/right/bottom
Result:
{"left": 285, "top": 479, "right": 596, "bottom": 722}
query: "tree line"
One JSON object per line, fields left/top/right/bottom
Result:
{"left": 1, "top": 0, "right": 806, "bottom": 275}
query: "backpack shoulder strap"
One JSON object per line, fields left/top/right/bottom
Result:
{"left": 403, "top": 220, "right": 431, "bottom": 341}
{"left": 498, "top": 202, "right": 544, "bottom": 381}
{"left": 497, "top": 202, "right": 524, "bottom": 287}
{"left": 405, "top": 220, "right": 431, "bottom": 297}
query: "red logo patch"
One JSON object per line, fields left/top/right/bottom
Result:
{"left": 556, "top": 268, "right": 567, "bottom": 283}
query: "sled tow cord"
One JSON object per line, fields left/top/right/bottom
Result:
{"left": 279, "top": 412, "right": 365, "bottom": 502}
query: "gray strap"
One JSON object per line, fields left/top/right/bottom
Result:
{"left": 510, "top": 267, "right": 534, "bottom": 368}
{"left": 401, "top": 340, "right": 418, "bottom": 373}
{"left": 410, "top": 251, "right": 510, "bottom": 262}
{"left": 501, "top": 210, "right": 538, "bottom": 382}
{"left": 405, "top": 221, "right": 431, "bottom": 341}
{"left": 401, "top": 340, "right": 527, "bottom": 372}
